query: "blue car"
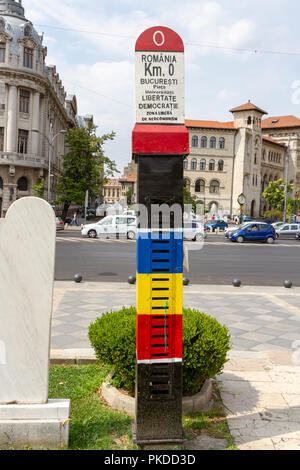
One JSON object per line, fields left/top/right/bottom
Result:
{"left": 229, "top": 222, "right": 276, "bottom": 244}
{"left": 205, "top": 219, "right": 228, "bottom": 232}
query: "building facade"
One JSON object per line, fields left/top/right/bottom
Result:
{"left": 185, "top": 101, "right": 290, "bottom": 218}
{"left": 0, "top": 1, "right": 86, "bottom": 216}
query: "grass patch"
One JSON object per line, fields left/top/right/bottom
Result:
{"left": 49, "top": 365, "right": 238, "bottom": 451}
{"left": 183, "top": 383, "right": 239, "bottom": 451}
{"left": 49, "top": 364, "right": 137, "bottom": 450}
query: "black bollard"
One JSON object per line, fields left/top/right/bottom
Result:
{"left": 183, "top": 277, "right": 190, "bottom": 286}
{"left": 128, "top": 275, "right": 136, "bottom": 285}
{"left": 284, "top": 280, "right": 293, "bottom": 289}
{"left": 233, "top": 279, "right": 241, "bottom": 288}
{"left": 74, "top": 274, "right": 83, "bottom": 283}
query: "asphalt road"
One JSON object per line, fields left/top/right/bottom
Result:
{"left": 55, "top": 230, "right": 300, "bottom": 286}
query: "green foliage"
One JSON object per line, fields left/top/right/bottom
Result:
{"left": 56, "top": 125, "right": 118, "bottom": 208}
{"left": 182, "top": 308, "right": 231, "bottom": 395}
{"left": 262, "top": 179, "right": 293, "bottom": 211}
{"left": 263, "top": 208, "right": 283, "bottom": 220}
{"left": 32, "top": 178, "right": 44, "bottom": 198}
{"left": 88, "top": 307, "right": 231, "bottom": 396}
{"left": 183, "top": 186, "right": 198, "bottom": 212}
{"left": 126, "top": 187, "right": 134, "bottom": 205}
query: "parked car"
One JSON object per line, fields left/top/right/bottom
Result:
{"left": 272, "top": 221, "right": 285, "bottom": 230}
{"left": 56, "top": 217, "right": 64, "bottom": 231}
{"left": 205, "top": 219, "right": 228, "bottom": 232}
{"left": 183, "top": 222, "right": 207, "bottom": 241}
{"left": 229, "top": 222, "right": 276, "bottom": 244}
{"left": 82, "top": 215, "right": 137, "bottom": 239}
{"left": 276, "top": 223, "right": 300, "bottom": 239}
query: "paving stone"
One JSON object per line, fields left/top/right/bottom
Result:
{"left": 184, "top": 434, "right": 228, "bottom": 451}
{"left": 240, "top": 332, "right": 276, "bottom": 343}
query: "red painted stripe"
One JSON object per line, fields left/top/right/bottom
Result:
{"left": 136, "top": 314, "right": 182, "bottom": 361}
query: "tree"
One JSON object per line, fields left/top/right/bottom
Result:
{"left": 262, "top": 179, "right": 293, "bottom": 211}
{"left": 55, "top": 125, "right": 118, "bottom": 220}
{"left": 126, "top": 186, "right": 134, "bottom": 206}
{"left": 33, "top": 178, "right": 44, "bottom": 198}
{"left": 183, "top": 186, "right": 198, "bottom": 212}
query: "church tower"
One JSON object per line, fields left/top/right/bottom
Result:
{"left": 230, "top": 101, "right": 268, "bottom": 218}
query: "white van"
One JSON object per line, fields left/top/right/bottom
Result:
{"left": 81, "top": 215, "right": 137, "bottom": 239}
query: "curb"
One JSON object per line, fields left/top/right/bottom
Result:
{"left": 101, "top": 374, "right": 214, "bottom": 417}
{"left": 50, "top": 349, "right": 97, "bottom": 365}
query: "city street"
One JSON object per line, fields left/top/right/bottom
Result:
{"left": 55, "top": 230, "right": 300, "bottom": 286}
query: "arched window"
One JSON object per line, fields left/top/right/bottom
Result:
{"left": 0, "top": 176, "right": 3, "bottom": 189}
{"left": 17, "top": 177, "right": 28, "bottom": 192}
{"left": 209, "top": 159, "right": 215, "bottom": 171}
{"left": 200, "top": 159, "right": 206, "bottom": 171}
{"left": 210, "top": 137, "right": 216, "bottom": 149}
{"left": 210, "top": 180, "right": 220, "bottom": 194}
{"left": 191, "top": 159, "right": 197, "bottom": 171}
{"left": 24, "top": 24, "right": 32, "bottom": 37}
{"left": 254, "top": 153, "right": 257, "bottom": 165}
{"left": 262, "top": 150, "right": 266, "bottom": 161}
{"left": 247, "top": 116, "right": 252, "bottom": 125}
{"left": 184, "top": 178, "right": 191, "bottom": 191}
{"left": 183, "top": 159, "right": 188, "bottom": 170}
{"left": 218, "top": 160, "right": 224, "bottom": 171}
{"left": 191, "top": 136, "right": 198, "bottom": 148}
{"left": 195, "top": 179, "right": 205, "bottom": 193}
{"left": 201, "top": 136, "right": 207, "bottom": 148}
{"left": 219, "top": 137, "right": 225, "bottom": 149}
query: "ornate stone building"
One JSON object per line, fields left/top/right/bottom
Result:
{"left": 185, "top": 101, "right": 290, "bottom": 218}
{"left": 0, "top": 1, "right": 85, "bottom": 216}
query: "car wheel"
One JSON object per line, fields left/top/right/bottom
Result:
{"left": 236, "top": 236, "right": 244, "bottom": 244}
{"left": 194, "top": 233, "right": 204, "bottom": 242}
{"left": 88, "top": 230, "right": 97, "bottom": 238}
{"left": 276, "top": 233, "right": 279, "bottom": 240}
{"left": 127, "top": 231, "right": 136, "bottom": 240}
{"left": 266, "top": 237, "right": 275, "bottom": 244}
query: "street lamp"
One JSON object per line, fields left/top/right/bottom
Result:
{"left": 32, "top": 127, "right": 67, "bottom": 202}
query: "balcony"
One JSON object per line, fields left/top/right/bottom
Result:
{"left": 0, "top": 152, "right": 48, "bottom": 169}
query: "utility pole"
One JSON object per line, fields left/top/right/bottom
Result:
{"left": 283, "top": 137, "right": 290, "bottom": 223}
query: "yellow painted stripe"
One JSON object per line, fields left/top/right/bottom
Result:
{"left": 137, "top": 273, "right": 183, "bottom": 316}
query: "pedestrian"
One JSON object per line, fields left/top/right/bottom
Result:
{"left": 70, "top": 212, "right": 79, "bottom": 226}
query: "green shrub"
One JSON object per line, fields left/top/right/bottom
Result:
{"left": 89, "top": 307, "right": 231, "bottom": 396}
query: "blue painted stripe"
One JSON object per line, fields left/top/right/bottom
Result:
{"left": 137, "top": 231, "right": 183, "bottom": 274}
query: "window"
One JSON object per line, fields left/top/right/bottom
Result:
{"left": 195, "top": 179, "right": 205, "bottom": 193}
{"left": 191, "top": 159, "right": 197, "bottom": 171}
{"left": 209, "top": 159, "right": 215, "bottom": 171}
{"left": 183, "top": 159, "right": 188, "bottom": 170}
{"left": 254, "top": 153, "right": 257, "bottom": 165}
{"left": 210, "top": 137, "right": 216, "bottom": 149}
{"left": 201, "top": 136, "right": 207, "bottom": 148}
{"left": 191, "top": 136, "right": 198, "bottom": 147}
{"left": 23, "top": 47, "right": 33, "bottom": 68}
{"left": 18, "top": 130, "right": 28, "bottom": 154}
{"left": 17, "top": 177, "right": 28, "bottom": 191}
{"left": 210, "top": 180, "right": 220, "bottom": 193}
{"left": 0, "top": 177, "right": 3, "bottom": 189}
{"left": 19, "top": 89, "right": 30, "bottom": 113}
{"left": 247, "top": 116, "right": 252, "bottom": 125}
{"left": 0, "top": 127, "right": 4, "bottom": 151}
{"left": 184, "top": 178, "right": 190, "bottom": 190}
{"left": 0, "top": 43, "right": 5, "bottom": 63}
{"left": 200, "top": 159, "right": 206, "bottom": 171}
{"left": 262, "top": 150, "right": 266, "bottom": 161}
{"left": 24, "top": 25, "right": 32, "bottom": 37}
{"left": 218, "top": 160, "right": 224, "bottom": 171}
{"left": 219, "top": 137, "right": 225, "bottom": 149}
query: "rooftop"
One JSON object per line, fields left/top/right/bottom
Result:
{"left": 262, "top": 115, "right": 300, "bottom": 129}
{"left": 230, "top": 100, "right": 268, "bottom": 115}
{"left": 185, "top": 119, "right": 235, "bottom": 130}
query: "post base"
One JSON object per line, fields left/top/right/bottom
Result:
{"left": 0, "top": 399, "right": 70, "bottom": 450}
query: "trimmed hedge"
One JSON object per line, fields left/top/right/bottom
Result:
{"left": 88, "top": 307, "right": 231, "bottom": 396}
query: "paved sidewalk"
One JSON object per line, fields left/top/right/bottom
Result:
{"left": 51, "top": 281, "right": 300, "bottom": 450}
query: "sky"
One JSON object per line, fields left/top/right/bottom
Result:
{"left": 22, "top": 0, "right": 300, "bottom": 174}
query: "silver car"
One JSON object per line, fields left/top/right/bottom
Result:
{"left": 56, "top": 217, "right": 64, "bottom": 231}
{"left": 276, "top": 223, "right": 300, "bottom": 239}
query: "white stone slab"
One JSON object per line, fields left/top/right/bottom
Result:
{"left": 0, "top": 399, "right": 70, "bottom": 420}
{"left": 0, "top": 198, "right": 56, "bottom": 404}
